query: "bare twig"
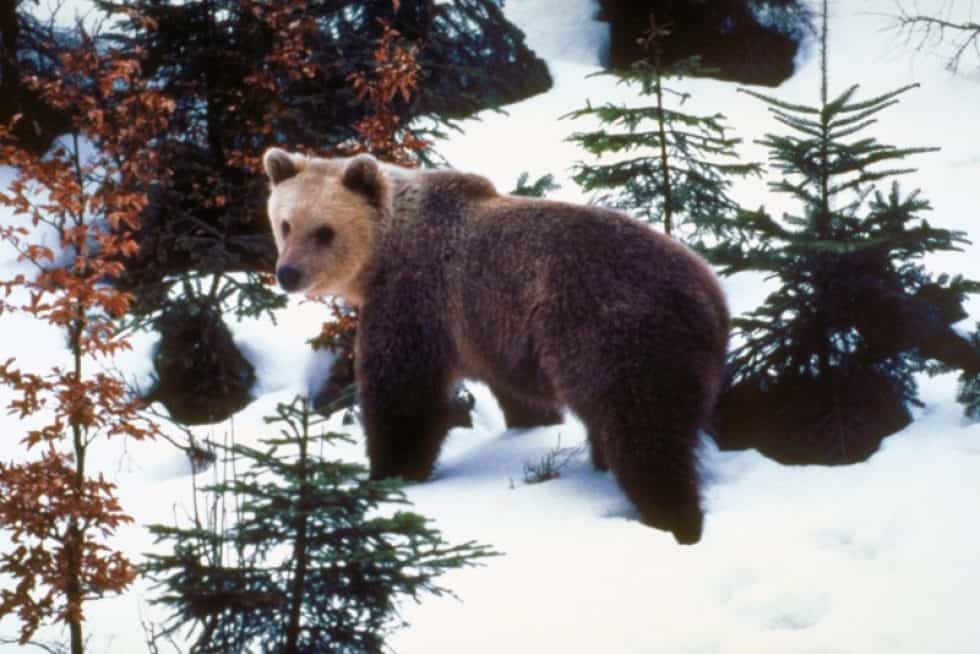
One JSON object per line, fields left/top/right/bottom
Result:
{"left": 523, "top": 435, "right": 584, "bottom": 484}
{"left": 0, "top": 636, "right": 67, "bottom": 654}
{"left": 137, "top": 401, "right": 217, "bottom": 473}
{"left": 139, "top": 601, "right": 184, "bottom": 654}
{"left": 890, "top": 2, "right": 980, "bottom": 73}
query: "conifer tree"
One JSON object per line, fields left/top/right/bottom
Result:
{"left": 566, "top": 15, "right": 760, "bottom": 238}
{"left": 710, "top": 0, "right": 980, "bottom": 463}
{"left": 143, "top": 397, "right": 495, "bottom": 654}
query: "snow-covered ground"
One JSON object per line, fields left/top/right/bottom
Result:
{"left": 3, "top": 1, "right": 980, "bottom": 652}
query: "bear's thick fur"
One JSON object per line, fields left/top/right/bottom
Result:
{"left": 264, "top": 149, "right": 729, "bottom": 544}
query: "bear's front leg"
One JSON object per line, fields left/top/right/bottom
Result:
{"left": 356, "top": 308, "right": 456, "bottom": 482}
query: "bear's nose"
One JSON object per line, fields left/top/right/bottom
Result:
{"left": 276, "top": 265, "right": 303, "bottom": 292}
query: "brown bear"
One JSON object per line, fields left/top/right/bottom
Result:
{"left": 263, "top": 148, "right": 729, "bottom": 544}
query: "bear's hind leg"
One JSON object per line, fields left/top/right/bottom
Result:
{"left": 572, "top": 376, "right": 707, "bottom": 544}
{"left": 599, "top": 407, "right": 703, "bottom": 543}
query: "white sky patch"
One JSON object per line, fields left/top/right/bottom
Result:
{"left": 28, "top": 0, "right": 99, "bottom": 30}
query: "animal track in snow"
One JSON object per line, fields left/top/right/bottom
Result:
{"left": 765, "top": 594, "right": 829, "bottom": 631}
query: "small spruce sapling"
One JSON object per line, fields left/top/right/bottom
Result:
{"left": 708, "top": 0, "right": 980, "bottom": 463}
{"left": 143, "top": 397, "right": 496, "bottom": 654}
{"left": 565, "top": 14, "right": 760, "bottom": 240}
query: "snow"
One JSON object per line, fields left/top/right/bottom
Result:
{"left": 388, "top": 373, "right": 980, "bottom": 654}
{"left": 4, "top": 0, "right": 980, "bottom": 652}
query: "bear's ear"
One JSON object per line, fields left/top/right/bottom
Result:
{"left": 342, "top": 154, "right": 384, "bottom": 206}
{"left": 263, "top": 148, "right": 304, "bottom": 185}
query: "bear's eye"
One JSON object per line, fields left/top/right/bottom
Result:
{"left": 281, "top": 221, "right": 291, "bottom": 238}
{"left": 313, "top": 225, "right": 335, "bottom": 246}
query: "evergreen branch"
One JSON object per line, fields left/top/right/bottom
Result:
{"left": 827, "top": 118, "right": 878, "bottom": 142}
{"left": 767, "top": 179, "right": 823, "bottom": 207}
{"left": 823, "top": 84, "right": 861, "bottom": 116}
{"left": 837, "top": 84, "right": 919, "bottom": 113}
{"left": 768, "top": 111, "right": 824, "bottom": 138}
{"left": 738, "top": 87, "right": 821, "bottom": 114}
{"left": 827, "top": 102, "right": 892, "bottom": 131}
{"left": 826, "top": 168, "right": 920, "bottom": 197}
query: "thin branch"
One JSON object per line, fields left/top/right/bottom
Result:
{"left": 891, "top": 2, "right": 980, "bottom": 73}
{"left": 138, "top": 402, "right": 216, "bottom": 470}
{"left": 0, "top": 636, "right": 66, "bottom": 654}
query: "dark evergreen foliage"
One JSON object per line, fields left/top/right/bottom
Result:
{"left": 144, "top": 298, "right": 258, "bottom": 425}
{"left": 566, "top": 18, "right": 760, "bottom": 238}
{"left": 597, "top": 0, "right": 811, "bottom": 86}
{"left": 709, "top": 2, "right": 980, "bottom": 463}
{"left": 511, "top": 171, "right": 560, "bottom": 198}
{"left": 118, "top": 145, "right": 284, "bottom": 317}
{"left": 60, "top": 2, "right": 550, "bottom": 424}
{"left": 0, "top": 3, "right": 72, "bottom": 153}
{"left": 124, "top": 266, "right": 285, "bottom": 426}
{"left": 416, "top": 0, "right": 552, "bottom": 119}
{"left": 93, "top": 0, "right": 308, "bottom": 313}
{"left": 956, "top": 328, "right": 980, "bottom": 418}
{"left": 144, "top": 397, "right": 495, "bottom": 653}
{"left": 92, "top": 0, "right": 548, "bottom": 313}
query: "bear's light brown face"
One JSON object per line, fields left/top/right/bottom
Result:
{"left": 263, "top": 149, "right": 385, "bottom": 306}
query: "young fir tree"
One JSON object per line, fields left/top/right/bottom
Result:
{"left": 709, "top": 0, "right": 980, "bottom": 464}
{"left": 143, "top": 397, "right": 494, "bottom": 653}
{"left": 566, "top": 15, "right": 760, "bottom": 239}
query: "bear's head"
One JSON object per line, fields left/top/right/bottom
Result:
{"left": 263, "top": 148, "right": 388, "bottom": 305}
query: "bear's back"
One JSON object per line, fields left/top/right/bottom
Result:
{"left": 368, "top": 172, "right": 727, "bottom": 391}
{"left": 464, "top": 188, "right": 722, "bottom": 324}
{"left": 379, "top": 171, "right": 726, "bottom": 330}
